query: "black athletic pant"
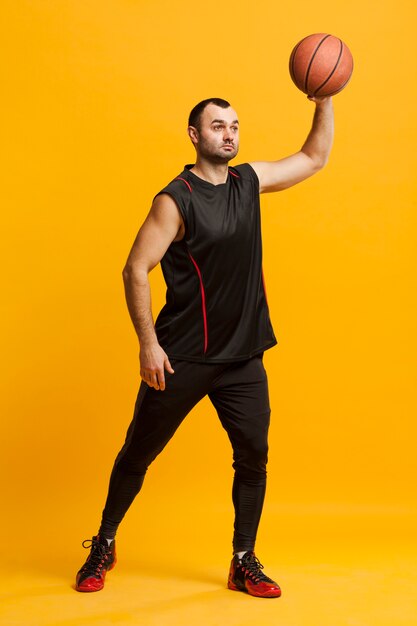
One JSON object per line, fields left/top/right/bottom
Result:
{"left": 99, "top": 353, "right": 271, "bottom": 552}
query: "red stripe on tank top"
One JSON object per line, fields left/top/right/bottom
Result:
{"left": 188, "top": 252, "right": 208, "bottom": 354}
{"left": 175, "top": 177, "right": 192, "bottom": 192}
{"left": 229, "top": 170, "right": 240, "bottom": 178}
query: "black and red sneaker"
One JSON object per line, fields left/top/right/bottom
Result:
{"left": 227, "top": 551, "right": 281, "bottom": 598}
{"left": 75, "top": 534, "right": 116, "bottom": 592}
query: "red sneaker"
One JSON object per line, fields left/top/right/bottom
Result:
{"left": 227, "top": 551, "right": 281, "bottom": 598}
{"left": 75, "top": 535, "right": 116, "bottom": 592}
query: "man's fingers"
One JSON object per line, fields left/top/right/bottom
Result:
{"left": 157, "top": 368, "right": 166, "bottom": 391}
{"left": 165, "top": 357, "right": 175, "bottom": 374}
{"left": 140, "top": 356, "right": 173, "bottom": 391}
{"left": 150, "top": 371, "right": 159, "bottom": 390}
{"left": 140, "top": 368, "right": 167, "bottom": 391}
{"left": 140, "top": 368, "right": 159, "bottom": 390}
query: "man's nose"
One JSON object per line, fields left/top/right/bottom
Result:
{"left": 223, "top": 127, "right": 234, "bottom": 141}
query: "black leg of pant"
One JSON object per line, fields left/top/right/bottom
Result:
{"left": 98, "top": 465, "right": 146, "bottom": 539}
{"left": 98, "top": 363, "right": 211, "bottom": 539}
{"left": 208, "top": 355, "right": 271, "bottom": 553}
{"left": 231, "top": 473, "right": 267, "bottom": 553}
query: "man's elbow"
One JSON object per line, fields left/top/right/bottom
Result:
{"left": 122, "top": 263, "right": 132, "bottom": 279}
{"left": 122, "top": 264, "right": 147, "bottom": 282}
{"left": 301, "top": 149, "right": 330, "bottom": 174}
{"left": 311, "top": 153, "right": 330, "bottom": 172}
{"left": 122, "top": 267, "right": 129, "bottom": 282}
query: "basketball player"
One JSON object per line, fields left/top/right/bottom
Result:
{"left": 75, "top": 96, "right": 333, "bottom": 597}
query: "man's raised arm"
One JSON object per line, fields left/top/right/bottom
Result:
{"left": 250, "top": 96, "right": 334, "bottom": 193}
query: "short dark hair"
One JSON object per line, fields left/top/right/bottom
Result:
{"left": 188, "top": 98, "right": 231, "bottom": 130}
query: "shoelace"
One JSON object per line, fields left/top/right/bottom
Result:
{"left": 240, "top": 553, "right": 274, "bottom": 583}
{"left": 81, "top": 538, "right": 111, "bottom": 576}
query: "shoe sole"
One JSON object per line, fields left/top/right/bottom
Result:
{"left": 228, "top": 579, "right": 281, "bottom": 598}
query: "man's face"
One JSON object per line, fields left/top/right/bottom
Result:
{"left": 189, "top": 104, "right": 240, "bottom": 163}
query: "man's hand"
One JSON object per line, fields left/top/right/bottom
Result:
{"left": 139, "top": 341, "right": 174, "bottom": 391}
{"left": 307, "top": 95, "right": 332, "bottom": 104}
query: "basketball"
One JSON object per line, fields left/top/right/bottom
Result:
{"left": 289, "top": 33, "right": 353, "bottom": 97}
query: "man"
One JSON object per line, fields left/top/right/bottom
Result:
{"left": 75, "top": 96, "right": 333, "bottom": 597}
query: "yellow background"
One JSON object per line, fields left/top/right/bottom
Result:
{"left": 1, "top": 1, "right": 416, "bottom": 624}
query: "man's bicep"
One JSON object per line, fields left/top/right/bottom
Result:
{"left": 250, "top": 152, "right": 318, "bottom": 193}
{"left": 123, "top": 194, "right": 183, "bottom": 273}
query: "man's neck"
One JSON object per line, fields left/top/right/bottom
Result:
{"left": 189, "top": 160, "right": 229, "bottom": 185}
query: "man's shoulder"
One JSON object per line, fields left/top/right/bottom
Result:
{"left": 230, "top": 163, "right": 260, "bottom": 187}
{"left": 157, "top": 169, "right": 193, "bottom": 196}
{"left": 152, "top": 169, "right": 193, "bottom": 217}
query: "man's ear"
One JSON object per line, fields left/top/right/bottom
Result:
{"left": 188, "top": 125, "right": 199, "bottom": 146}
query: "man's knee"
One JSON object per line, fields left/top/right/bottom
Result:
{"left": 115, "top": 442, "right": 164, "bottom": 476}
{"left": 115, "top": 456, "right": 149, "bottom": 476}
{"left": 232, "top": 436, "right": 269, "bottom": 479}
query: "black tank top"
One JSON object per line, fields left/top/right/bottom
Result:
{"left": 153, "top": 162, "right": 278, "bottom": 362}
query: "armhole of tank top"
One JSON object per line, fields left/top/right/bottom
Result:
{"left": 154, "top": 189, "right": 188, "bottom": 241}
{"left": 234, "top": 163, "right": 260, "bottom": 194}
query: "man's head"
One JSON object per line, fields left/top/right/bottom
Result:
{"left": 188, "top": 98, "right": 239, "bottom": 163}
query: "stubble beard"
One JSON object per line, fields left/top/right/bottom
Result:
{"left": 198, "top": 137, "right": 239, "bottom": 164}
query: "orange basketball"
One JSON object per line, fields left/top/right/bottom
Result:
{"left": 289, "top": 33, "right": 353, "bottom": 97}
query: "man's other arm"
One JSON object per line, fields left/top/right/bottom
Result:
{"left": 122, "top": 193, "right": 184, "bottom": 391}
